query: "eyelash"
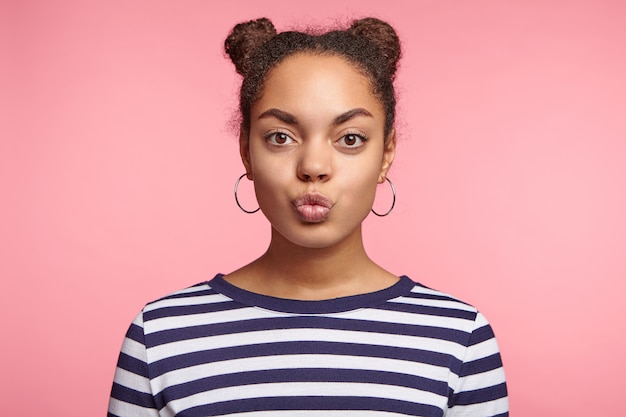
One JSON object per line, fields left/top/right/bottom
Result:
{"left": 264, "top": 131, "right": 294, "bottom": 146}
{"left": 337, "top": 131, "right": 368, "bottom": 148}
{"left": 263, "top": 130, "right": 368, "bottom": 148}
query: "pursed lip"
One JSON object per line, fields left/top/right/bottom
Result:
{"left": 293, "top": 192, "right": 334, "bottom": 223}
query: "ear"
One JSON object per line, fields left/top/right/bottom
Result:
{"left": 239, "top": 127, "right": 253, "bottom": 179}
{"left": 378, "top": 129, "right": 396, "bottom": 183}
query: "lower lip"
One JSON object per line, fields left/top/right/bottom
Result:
{"left": 295, "top": 204, "right": 330, "bottom": 223}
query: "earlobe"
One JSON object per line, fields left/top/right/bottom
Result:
{"left": 379, "top": 129, "right": 397, "bottom": 183}
{"left": 239, "top": 128, "right": 253, "bottom": 179}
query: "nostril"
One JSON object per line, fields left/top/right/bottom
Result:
{"left": 300, "top": 173, "right": 328, "bottom": 182}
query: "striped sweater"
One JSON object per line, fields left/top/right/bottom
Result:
{"left": 109, "top": 274, "right": 508, "bottom": 417}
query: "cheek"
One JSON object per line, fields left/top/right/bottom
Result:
{"left": 337, "top": 161, "right": 381, "bottom": 210}
{"left": 250, "top": 160, "right": 290, "bottom": 209}
{"left": 249, "top": 145, "right": 284, "bottom": 185}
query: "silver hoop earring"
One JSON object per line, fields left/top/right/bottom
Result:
{"left": 234, "top": 173, "right": 260, "bottom": 214}
{"left": 371, "top": 177, "right": 396, "bottom": 217}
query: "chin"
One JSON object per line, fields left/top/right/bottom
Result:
{"left": 294, "top": 237, "right": 341, "bottom": 250}
{"left": 271, "top": 222, "right": 362, "bottom": 251}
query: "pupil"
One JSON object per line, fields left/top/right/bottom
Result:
{"left": 345, "top": 135, "right": 356, "bottom": 145}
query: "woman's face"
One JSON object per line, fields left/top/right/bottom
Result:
{"left": 242, "top": 53, "right": 395, "bottom": 250}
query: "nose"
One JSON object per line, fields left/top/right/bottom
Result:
{"left": 297, "top": 139, "right": 332, "bottom": 182}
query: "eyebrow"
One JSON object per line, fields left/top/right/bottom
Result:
{"left": 332, "top": 108, "right": 373, "bottom": 126}
{"left": 257, "top": 108, "right": 298, "bottom": 124}
{"left": 257, "top": 107, "right": 373, "bottom": 126}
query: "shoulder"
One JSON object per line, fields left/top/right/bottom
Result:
{"left": 132, "top": 275, "right": 233, "bottom": 329}
{"left": 144, "top": 279, "right": 226, "bottom": 311}
{"left": 391, "top": 277, "right": 480, "bottom": 320}
{"left": 391, "top": 277, "right": 500, "bottom": 344}
{"left": 397, "top": 277, "right": 477, "bottom": 309}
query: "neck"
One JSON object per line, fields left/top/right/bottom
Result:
{"left": 232, "top": 225, "right": 393, "bottom": 300}
{"left": 266, "top": 225, "right": 368, "bottom": 279}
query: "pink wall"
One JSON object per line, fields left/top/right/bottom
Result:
{"left": 3, "top": 0, "right": 625, "bottom": 415}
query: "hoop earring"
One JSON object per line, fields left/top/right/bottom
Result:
{"left": 234, "top": 173, "right": 260, "bottom": 214}
{"left": 371, "top": 177, "right": 396, "bottom": 217}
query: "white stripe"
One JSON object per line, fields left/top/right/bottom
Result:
{"left": 474, "top": 312, "right": 490, "bottom": 328}
{"left": 145, "top": 293, "right": 232, "bottom": 312}
{"left": 389, "top": 296, "right": 476, "bottom": 312}
{"left": 151, "top": 353, "right": 450, "bottom": 392}
{"left": 162, "top": 382, "right": 447, "bottom": 417}
{"left": 113, "top": 367, "right": 152, "bottom": 394}
{"left": 119, "top": 337, "right": 146, "bottom": 361}
{"left": 455, "top": 367, "right": 506, "bottom": 392}
{"left": 409, "top": 286, "right": 457, "bottom": 298}
{"left": 446, "top": 396, "right": 509, "bottom": 417}
{"left": 147, "top": 328, "right": 466, "bottom": 362}
{"left": 131, "top": 313, "right": 144, "bottom": 326}
{"left": 336, "top": 308, "right": 475, "bottom": 332}
{"left": 145, "top": 307, "right": 284, "bottom": 334}
{"left": 464, "top": 337, "right": 501, "bottom": 362}
{"left": 108, "top": 398, "right": 160, "bottom": 417}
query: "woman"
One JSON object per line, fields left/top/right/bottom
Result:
{"left": 108, "top": 17, "right": 508, "bottom": 417}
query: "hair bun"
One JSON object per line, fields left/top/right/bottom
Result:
{"left": 225, "top": 18, "right": 277, "bottom": 76}
{"left": 348, "top": 17, "right": 401, "bottom": 77}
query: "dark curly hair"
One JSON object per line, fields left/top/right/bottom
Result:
{"left": 224, "top": 17, "right": 401, "bottom": 139}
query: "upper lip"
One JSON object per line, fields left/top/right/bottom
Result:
{"left": 293, "top": 192, "right": 334, "bottom": 209}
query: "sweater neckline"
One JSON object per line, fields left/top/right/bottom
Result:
{"left": 207, "top": 273, "right": 416, "bottom": 314}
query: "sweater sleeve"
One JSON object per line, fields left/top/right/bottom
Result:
{"left": 108, "top": 312, "right": 161, "bottom": 417}
{"left": 446, "top": 312, "right": 509, "bottom": 417}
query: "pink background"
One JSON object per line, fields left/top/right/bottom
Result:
{"left": 2, "top": 0, "right": 625, "bottom": 415}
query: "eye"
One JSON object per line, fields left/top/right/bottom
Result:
{"left": 337, "top": 133, "right": 367, "bottom": 148}
{"left": 266, "top": 131, "right": 294, "bottom": 146}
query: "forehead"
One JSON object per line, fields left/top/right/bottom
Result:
{"left": 252, "top": 53, "right": 384, "bottom": 121}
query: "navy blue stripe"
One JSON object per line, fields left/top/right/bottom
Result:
{"left": 405, "top": 290, "right": 469, "bottom": 305}
{"left": 149, "top": 341, "right": 460, "bottom": 377}
{"left": 146, "top": 315, "right": 471, "bottom": 347}
{"left": 147, "top": 284, "right": 217, "bottom": 302}
{"left": 468, "top": 323, "right": 496, "bottom": 346}
{"left": 116, "top": 352, "right": 149, "bottom": 378}
{"left": 208, "top": 274, "right": 418, "bottom": 314}
{"left": 382, "top": 302, "right": 477, "bottom": 320}
{"left": 184, "top": 396, "right": 443, "bottom": 417}
{"left": 155, "top": 368, "right": 448, "bottom": 407}
{"left": 110, "top": 382, "right": 156, "bottom": 408}
{"left": 450, "top": 382, "right": 508, "bottom": 406}
{"left": 125, "top": 323, "right": 144, "bottom": 344}
{"left": 459, "top": 353, "right": 503, "bottom": 377}
{"left": 144, "top": 300, "right": 241, "bottom": 321}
